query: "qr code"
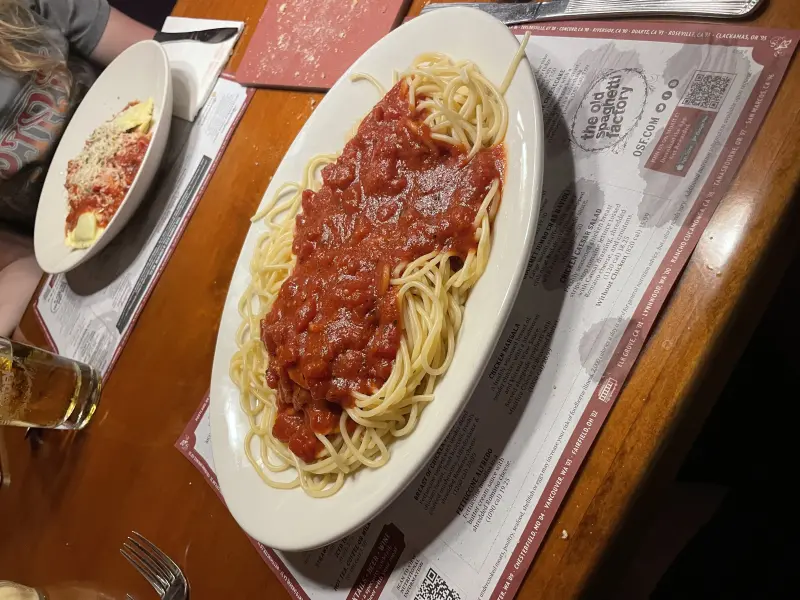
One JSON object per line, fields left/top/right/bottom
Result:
{"left": 414, "top": 567, "right": 461, "bottom": 600}
{"left": 679, "top": 71, "right": 735, "bottom": 111}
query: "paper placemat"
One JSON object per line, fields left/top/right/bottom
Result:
{"left": 179, "top": 22, "right": 798, "bottom": 600}
{"left": 34, "top": 77, "right": 253, "bottom": 379}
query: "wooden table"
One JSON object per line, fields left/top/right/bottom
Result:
{"left": 2, "top": 0, "right": 800, "bottom": 597}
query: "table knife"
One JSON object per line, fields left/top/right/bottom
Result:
{"left": 420, "top": 0, "right": 765, "bottom": 25}
{"left": 154, "top": 27, "right": 239, "bottom": 44}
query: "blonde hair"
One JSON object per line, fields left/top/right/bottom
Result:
{"left": 0, "top": 0, "right": 65, "bottom": 75}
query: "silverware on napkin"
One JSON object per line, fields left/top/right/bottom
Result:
{"left": 421, "top": 0, "right": 766, "bottom": 25}
{"left": 154, "top": 27, "right": 239, "bottom": 44}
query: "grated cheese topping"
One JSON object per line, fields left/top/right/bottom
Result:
{"left": 65, "top": 99, "right": 154, "bottom": 239}
{"left": 67, "top": 122, "right": 127, "bottom": 198}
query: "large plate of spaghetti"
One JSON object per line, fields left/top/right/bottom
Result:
{"left": 210, "top": 7, "right": 543, "bottom": 550}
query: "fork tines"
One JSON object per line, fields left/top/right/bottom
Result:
{"left": 121, "top": 531, "right": 184, "bottom": 597}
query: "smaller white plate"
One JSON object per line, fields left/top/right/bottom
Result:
{"left": 34, "top": 40, "right": 173, "bottom": 274}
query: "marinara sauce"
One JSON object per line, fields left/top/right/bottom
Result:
{"left": 65, "top": 133, "right": 150, "bottom": 231}
{"left": 263, "top": 80, "right": 505, "bottom": 462}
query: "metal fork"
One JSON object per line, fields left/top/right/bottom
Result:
{"left": 121, "top": 532, "right": 190, "bottom": 600}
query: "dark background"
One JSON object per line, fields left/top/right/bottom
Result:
{"left": 110, "top": 0, "right": 176, "bottom": 29}
{"left": 649, "top": 250, "right": 800, "bottom": 599}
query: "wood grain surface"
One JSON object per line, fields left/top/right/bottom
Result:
{"left": 2, "top": 1, "right": 799, "bottom": 598}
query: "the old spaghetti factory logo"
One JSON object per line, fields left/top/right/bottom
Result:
{"left": 582, "top": 74, "right": 632, "bottom": 140}
{"left": 571, "top": 68, "right": 649, "bottom": 152}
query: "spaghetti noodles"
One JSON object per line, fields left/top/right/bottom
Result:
{"left": 231, "top": 37, "right": 529, "bottom": 497}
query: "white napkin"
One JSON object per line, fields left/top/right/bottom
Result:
{"left": 161, "top": 17, "right": 244, "bottom": 122}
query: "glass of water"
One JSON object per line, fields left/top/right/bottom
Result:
{"left": 0, "top": 337, "right": 101, "bottom": 430}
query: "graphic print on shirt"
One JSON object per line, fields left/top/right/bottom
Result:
{"left": 0, "top": 67, "right": 72, "bottom": 180}
{"left": 0, "top": 60, "right": 95, "bottom": 227}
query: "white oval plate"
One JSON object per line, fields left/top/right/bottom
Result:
{"left": 34, "top": 40, "right": 172, "bottom": 274}
{"left": 210, "top": 7, "right": 544, "bottom": 551}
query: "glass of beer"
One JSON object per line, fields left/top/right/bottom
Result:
{"left": 0, "top": 337, "right": 101, "bottom": 430}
